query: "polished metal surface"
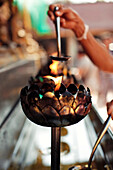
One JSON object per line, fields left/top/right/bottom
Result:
{"left": 88, "top": 115, "right": 111, "bottom": 168}
{"left": 51, "top": 127, "right": 61, "bottom": 170}
{"left": 54, "top": 6, "right": 61, "bottom": 58}
{"left": 51, "top": 6, "right": 71, "bottom": 61}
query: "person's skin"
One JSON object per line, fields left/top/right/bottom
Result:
{"left": 48, "top": 4, "right": 113, "bottom": 119}
{"left": 107, "top": 100, "right": 113, "bottom": 119}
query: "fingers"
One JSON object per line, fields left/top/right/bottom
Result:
{"left": 108, "top": 109, "right": 113, "bottom": 120}
{"left": 48, "top": 4, "right": 78, "bottom": 21}
{"left": 48, "top": 4, "right": 63, "bottom": 21}
{"left": 49, "top": 4, "right": 63, "bottom": 12}
{"left": 107, "top": 100, "right": 113, "bottom": 111}
{"left": 48, "top": 10, "right": 55, "bottom": 21}
{"left": 108, "top": 105, "right": 113, "bottom": 114}
{"left": 60, "top": 18, "right": 66, "bottom": 27}
{"left": 107, "top": 100, "right": 113, "bottom": 119}
{"left": 48, "top": 4, "right": 65, "bottom": 20}
{"left": 47, "top": 4, "right": 83, "bottom": 32}
{"left": 111, "top": 112, "right": 113, "bottom": 120}
{"left": 60, "top": 18, "right": 75, "bottom": 29}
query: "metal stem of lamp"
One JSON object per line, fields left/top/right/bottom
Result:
{"left": 51, "top": 127, "right": 61, "bottom": 170}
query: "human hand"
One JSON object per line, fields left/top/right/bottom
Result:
{"left": 47, "top": 4, "right": 85, "bottom": 38}
{"left": 106, "top": 100, "right": 113, "bottom": 120}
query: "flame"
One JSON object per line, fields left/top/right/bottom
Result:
{"left": 54, "top": 83, "right": 61, "bottom": 91}
{"left": 44, "top": 52, "right": 63, "bottom": 91}
{"left": 44, "top": 75, "right": 62, "bottom": 91}
{"left": 49, "top": 52, "right": 59, "bottom": 75}
{"left": 49, "top": 60, "right": 59, "bottom": 75}
{"left": 63, "top": 66, "right": 68, "bottom": 76}
{"left": 51, "top": 52, "right": 57, "bottom": 56}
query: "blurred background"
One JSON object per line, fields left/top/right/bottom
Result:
{"left": 0, "top": 0, "right": 113, "bottom": 170}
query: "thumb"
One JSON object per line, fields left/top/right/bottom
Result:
{"left": 55, "top": 10, "right": 64, "bottom": 17}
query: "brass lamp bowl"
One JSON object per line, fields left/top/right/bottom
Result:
{"left": 20, "top": 76, "right": 92, "bottom": 127}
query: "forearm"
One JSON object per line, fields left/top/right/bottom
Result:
{"left": 74, "top": 30, "right": 113, "bottom": 73}
{"left": 48, "top": 4, "right": 113, "bottom": 73}
{"left": 79, "top": 31, "right": 113, "bottom": 72}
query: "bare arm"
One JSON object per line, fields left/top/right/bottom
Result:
{"left": 79, "top": 31, "right": 113, "bottom": 72}
{"left": 48, "top": 4, "right": 113, "bottom": 120}
{"left": 48, "top": 4, "right": 113, "bottom": 73}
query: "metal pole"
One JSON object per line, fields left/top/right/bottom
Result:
{"left": 54, "top": 6, "right": 61, "bottom": 58}
{"left": 88, "top": 115, "right": 111, "bottom": 169}
{"left": 51, "top": 127, "right": 61, "bottom": 170}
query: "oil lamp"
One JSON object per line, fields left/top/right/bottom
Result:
{"left": 20, "top": 6, "right": 92, "bottom": 170}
